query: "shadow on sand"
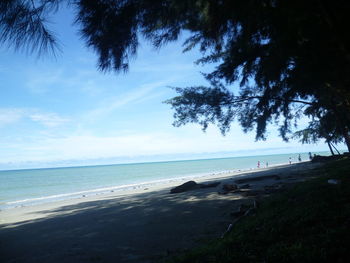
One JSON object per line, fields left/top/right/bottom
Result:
{"left": 0, "top": 162, "right": 318, "bottom": 263}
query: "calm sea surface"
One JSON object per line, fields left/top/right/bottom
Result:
{"left": 0, "top": 152, "right": 329, "bottom": 209}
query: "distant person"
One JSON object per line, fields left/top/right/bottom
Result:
{"left": 289, "top": 157, "right": 292, "bottom": 164}
{"left": 257, "top": 161, "right": 260, "bottom": 168}
{"left": 309, "top": 152, "right": 312, "bottom": 160}
{"left": 298, "top": 154, "right": 302, "bottom": 162}
{"left": 266, "top": 161, "right": 269, "bottom": 168}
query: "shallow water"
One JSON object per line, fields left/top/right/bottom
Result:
{"left": 0, "top": 152, "right": 328, "bottom": 209}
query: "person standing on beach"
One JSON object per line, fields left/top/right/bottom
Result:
{"left": 309, "top": 152, "right": 312, "bottom": 160}
{"left": 266, "top": 161, "right": 269, "bottom": 168}
{"left": 289, "top": 157, "right": 292, "bottom": 164}
{"left": 298, "top": 154, "right": 302, "bottom": 162}
{"left": 257, "top": 161, "right": 260, "bottom": 168}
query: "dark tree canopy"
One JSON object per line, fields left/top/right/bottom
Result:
{"left": 0, "top": 0, "right": 62, "bottom": 56}
{"left": 1, "top": 0, "right": 350, "bottom": 150}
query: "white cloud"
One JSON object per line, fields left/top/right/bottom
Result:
{"left": 0, "top": 121, "right": 336, "bottom": 171}
{"left": 25, "top": 68, "right": 104, "bottom": 95}
{"left": 0, "top": 108, "right": 69, "bottom": 128}
{"left": 0, "top": 132, "right": 226, "bottom": 163}
{"left": 0, "top": 125, "right": 327, "bottom": 164}
{"left": 85, "top": 80, "right": 169, "bottom": 121}
{"left": 0, "top": 108, "right": 23, "bottom": 126}
{"left": 29, "top": 113, "right": 70, "bottom": 127}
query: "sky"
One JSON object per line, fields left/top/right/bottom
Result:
{"left": 0, "top": 6, "right": 340, "bottom": 170}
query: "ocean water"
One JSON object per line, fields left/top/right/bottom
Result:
{"left": 0, "top": 152, "right": 329, "bottom": 209}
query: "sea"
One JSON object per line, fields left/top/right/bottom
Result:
{"left": 0, "top": 152, "right": 330, "bottom": 210}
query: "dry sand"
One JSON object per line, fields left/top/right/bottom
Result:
{"left": 0, "top": 161, "right": 321, "bottom": 263}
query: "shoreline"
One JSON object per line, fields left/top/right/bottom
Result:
{"left": 0, "top": 161, "right": 321, "bottom": 262}
{"left": 0, "top": 161, "right": 299, "bottom": 211}
{"left": 0, "top": 161, "right": 310, "bottom": 225}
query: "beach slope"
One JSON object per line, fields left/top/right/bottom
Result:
{"left": 0, "top": 162, "right": 319, "bottom": 263}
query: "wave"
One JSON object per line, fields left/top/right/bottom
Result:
{"left": 0, "top": 160, "right": 299, "bottom": 210}
{"left": 1, "top": 167, "right": 254, "bottom": 210}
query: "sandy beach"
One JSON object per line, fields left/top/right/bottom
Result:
{"left": 0, "top": 161, "right": 321, "bottom": 263}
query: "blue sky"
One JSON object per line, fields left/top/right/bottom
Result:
{"left": 0, "top": 6, "right": 339, "bottom": 170}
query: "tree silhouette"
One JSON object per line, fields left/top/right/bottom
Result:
{"left": 0, "top": 0, "right": 61, "bottom": 56}
{"left": 1, "top": 0, "right": 349, "bottom": 150}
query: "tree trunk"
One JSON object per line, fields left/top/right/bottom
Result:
{"left": 330, "top": 142, "right": 341, "bottom": 155}
{"left": 343, "top": 127, "right": 350, "bottom": 152}
{"left": 327, "top": 141, "right": 335, "bottom": 155}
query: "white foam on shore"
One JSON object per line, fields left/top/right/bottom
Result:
{"left": 1, "top": 161, "right": 296, "bottom": 210}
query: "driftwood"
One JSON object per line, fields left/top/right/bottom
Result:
{"left": 170, "top": 181, "right": 198, "bottom": 193}
{"left": 222, "top": 184, "right": 238, "bottom": 192}
{"left": 221, "top": 223, "right": 233, "bottom": 238}
{"left": 170, "top": 181, "right": 220, "bottom": 194}
{"left": 239, "top": 190, "right": 265, "bottom": 197}
{"left": 200, "top": 182, "right": 221, "bottom": 188}
{"left": 234, "top": 174, "right": 281, "bottom": 184}
{"left": 253, "top": 199, "right": 258, "bottom": 209}
{"left": 222, "top": 200, "right": 257, "bottom": 238}
{"left": 230, "top": 205, "right": 245, "bottom": 217}
{"left": 218, "top": 183, "right": 240, "bottom": 195}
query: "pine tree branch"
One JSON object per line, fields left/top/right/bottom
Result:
{"left": 219, "top": 96, "right": 313, "bottom": 106}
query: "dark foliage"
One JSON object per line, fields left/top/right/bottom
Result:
{"left": 73, "top": 0, "right": 350, "bottom": 147}
{"left": 1, "top": 0, "right": 350, "bottom": 149}
{"left": 0, "top": 0, "right": 63, "bottom": 56}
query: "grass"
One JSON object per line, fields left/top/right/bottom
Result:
{"left": 167, "top": 157, "right": 350, "bottom": 263}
